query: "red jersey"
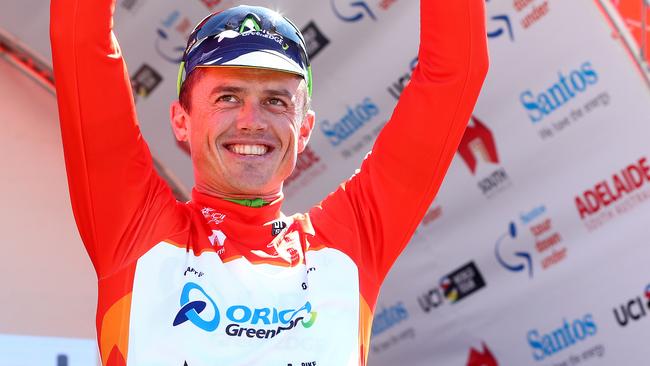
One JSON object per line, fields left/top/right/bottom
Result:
{"left": 50, "top": 0, "right": 488, "bottom": 364}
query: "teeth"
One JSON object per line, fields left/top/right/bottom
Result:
{"left": 229, "top": 144, "right": 268, "bottom": 156}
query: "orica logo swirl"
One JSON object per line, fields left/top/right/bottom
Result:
{"left": 173, "top": 282, "right": 220, "bottom": 332}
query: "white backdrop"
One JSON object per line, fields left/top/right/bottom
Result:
{"left": 0, "top": 58, "right": 97, "bottom": 364}
{"left": 1, "top": 0, "right": 650, "bottom": 365}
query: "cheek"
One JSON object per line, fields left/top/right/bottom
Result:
{"left": 190, "top": 114, "right": 221, "bottom": 147}
{"left": 285, "top": 120, "right": 302, "bottom": 145}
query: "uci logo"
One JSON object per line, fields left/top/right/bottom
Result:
{"left": 173, "top": 282, "right": 220, "bottom": 332}
{"left": 330, "top": 0, "right": 376, "bottom": 22}
{"left": 612, "top": 283, "right": 650, "bottom": 327}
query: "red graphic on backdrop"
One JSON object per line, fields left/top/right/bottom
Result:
{"left": 574, "top": 157, "right": 650, "bottom": 219}
{"left": 466, "top": 342, "right": 498, "bottom": 366}
{"left": 613, "top": 0, "right": 650, "bottom": 63}
{"left": 458, "top": 116, "right": 499, "bottom": 175}
{"left": 285, "top": 146, "right": 322, "bottom": 188}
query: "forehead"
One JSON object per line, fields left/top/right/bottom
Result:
{"left": 193, "top": 67, "right": 304, "bottom": 94}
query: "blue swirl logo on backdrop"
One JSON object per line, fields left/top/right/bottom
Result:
{"left": 494, "top": 221, "right": 533, "bottom": 278}
{"left": 485, "top": 0, "right": 515, "bottom": 41}
{"left": 155, "top": 28, "right": 185, "bottom": 63}
{"left": 487, "top": 14, "right": 514, "bottom": 41}
{"left": 173, "top": 282, "right": 220, "bottom": 332}
{"left": 155, "top": 10, "right": 188, "bottom": 64}
{"left": 331, "top": 0, "right": 376, "bottom": 22}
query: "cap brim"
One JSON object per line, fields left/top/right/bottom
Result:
{"left": 199, "top": 49, "right": 306, "bottom": 78}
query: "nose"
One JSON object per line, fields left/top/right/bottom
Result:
{"left": 235, "top": 101, "right": 267, "bottom": 132}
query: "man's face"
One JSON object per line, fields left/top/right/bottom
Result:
{"left": 170, "top": 67, "right": 314, "bottom": 199}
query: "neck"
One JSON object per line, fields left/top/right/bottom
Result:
{"left": 194, "top": 185, "right": 282, "bottom": 206}
{"left": 224, "top": 197, "right": 269, "bottom": 207}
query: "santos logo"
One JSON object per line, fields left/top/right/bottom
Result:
{"left": 520, "top": 61, "right": 598, "bottom": 123}
{"left": 173, "top": 282, "right": 317, "bottom": 339}
{"left": 371, "top": 301, "right": 408, "bottom": 337}
{"left": 527, "top": 314, "right": 598, "bottom": 361}
{"left": 320, "top": 97, "right": 380, "bottom": 146}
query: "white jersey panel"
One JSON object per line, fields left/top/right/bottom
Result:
{"left": 128, "top": 242, "right": 360, "bottom": 365}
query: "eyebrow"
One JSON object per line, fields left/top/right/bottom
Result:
{"left": 209, "top": 85, "right": 245, "bottom": 96}
{"left": 263, "top": 88, "right": 293, "bottom": 99}
{"left": 208, "top": 86, "right": 294, "bottom": 99}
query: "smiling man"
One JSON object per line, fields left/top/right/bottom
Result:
{"left": 51, "top": 1, "right": 488, "bottom": 365}
{"left": 171, "top": 67, "right": 313, "bottom": 200}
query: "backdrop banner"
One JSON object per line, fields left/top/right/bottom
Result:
{"left": 1, "top": 0, "right": 650, "bottom": 365}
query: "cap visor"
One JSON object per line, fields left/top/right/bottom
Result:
{"left": 200, "top": 49, "right": 306, "bottom": 78}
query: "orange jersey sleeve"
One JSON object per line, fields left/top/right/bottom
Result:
{"left": 50, "top": 0, "right": 185, "bottom": 279}
{"left": 310, "top": 0, "right": 489, "bottom": 284}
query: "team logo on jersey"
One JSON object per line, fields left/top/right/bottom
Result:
{"left": 173, "top": 282, "right": 220, "bottom": 331}
{"left": 271, "top": 220, "right": 287, "bottom": 236}
{"left": 173, "top": 282, "right": 318, "bottom": 338}
{"left": 208, "top": 230, "right": 226, "bottom": 247}
{"left": 201, "top": 207, "right": 226, "bottom": 225}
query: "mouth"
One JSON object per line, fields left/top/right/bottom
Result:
{"left": 224, "top": 143, "right": 273, "bottom": 156}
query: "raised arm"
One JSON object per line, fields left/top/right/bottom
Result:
{"left": 312, "top": 0, "right": 489, "bottom": 281}
{"left": 50, "top": 0, "right": 181, "bottom": 277}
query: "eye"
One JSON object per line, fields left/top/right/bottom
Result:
{"left": 266, "top": 98, "right": 287, "bottom": 107}
{"left": 216, "top": 95, "right": 238, "bottom": 103}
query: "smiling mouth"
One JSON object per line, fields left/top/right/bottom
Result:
{"left": 225, "top": 144, "right": 272, "bottom": 156}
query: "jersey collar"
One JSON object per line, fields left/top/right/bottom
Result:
{"left": 190, "top": 188, "right": 284, "bottom": 226}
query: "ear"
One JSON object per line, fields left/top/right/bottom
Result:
{"left": 170, "top": 100, "right": 191, "bottom": 142}
{"left": 297, "top": 110, "right": 315, "bottom": 154}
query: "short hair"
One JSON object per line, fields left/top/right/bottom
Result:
{"left": 178, "top": 69, "right": 204, "bottom": 113}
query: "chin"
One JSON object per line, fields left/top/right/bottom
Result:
{"left": 229, "top": 176, "right": 276, "bottom": 196}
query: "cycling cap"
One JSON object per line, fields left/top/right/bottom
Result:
{"left": 177, "top": 5, "right": 312, "bottom": 96}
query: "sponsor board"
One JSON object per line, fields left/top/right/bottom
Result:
{"left": 301, "top": 21, "right": 330, "bottom": 60}
{"left": 319, "top": 96, "right": 383, "bottom": 158}
{"left": 370, "top": 301, "right": 414, "bottom": 354}
{"left": 330, "top": 0, "right": 401, "bottom": 23}
{"left": 331, "top": 0, "right": 376, "bottom": 22}
{"left": 485, "top": 0, "right": 552, "bottom": 42}
{"left": 519, "top": 60, "right": 611, "bottom": 141}
{"left": 466, "top": 342, "right": 498, "bottom": 366}
{"left": 458, "top": 116, "right": 513, "bottom": 198}
{"left": 372, "top": 301, "right": 408, "bottom": 337}
{"left": 494, "top": 204, "right": 567, "bottom": 279}
{"left": 156, "top": 10, "right": 194, "bottom": 64}
{"left": 527, "top": 313, "right": 600, "bottom": 362}
{"left": 284, "top": 146, "right": 328, "bottom": 199}
{"left": 574, "top": 157, "right": 650, "bottom": 231}
{"left": 330, "top": 0, "right": 404, "bottom": 25}
{"left": 199, "top": 0, "right": 235, "bottom": 11}
{"left": 386, "top": 56, "right": 418, "bottom": 100}
{"left": 418, "top": 261, "right": 486, "bottom": 313}
{"left": 612, "top": 283, "right": 650, "bottom": 327}
{"left": 119, "top": 0, "right": 145, "bottom": 13}
{"left": 131, "top": 64, "right": 163, "bottom": 102}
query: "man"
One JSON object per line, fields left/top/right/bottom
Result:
{"left": 50, "top": 0, "right": 488, "bottom": 365}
